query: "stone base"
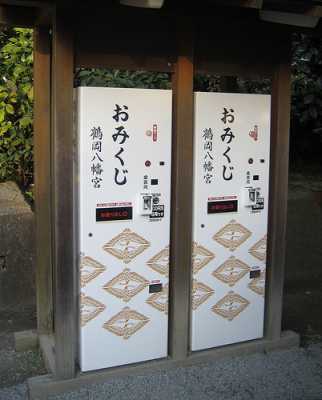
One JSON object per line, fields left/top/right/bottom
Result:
{"left": 14, "top": 330, "right": 38, "bottom": 352}
{"left": 28, "top": 330, "right": 299, "bottom": 400}
{"left": 0, "top": 182, "right": 35, "bottom": 316}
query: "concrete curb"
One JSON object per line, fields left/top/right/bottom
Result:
{"left": 28, "top": 331, "right": 299, "bottom": 400}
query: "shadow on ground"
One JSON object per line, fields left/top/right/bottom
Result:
{"left": 0, "top": 332, "right": 45, "bottom": 389}
{"left": 283, "top": 173, "right": 322, "bottom": 345}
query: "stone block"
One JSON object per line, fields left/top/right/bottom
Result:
{"left": 0, "top": 182, "right": 35, "bottom": 314}
{"left": 14, "top": 329, "right": 38, "bottom": 352}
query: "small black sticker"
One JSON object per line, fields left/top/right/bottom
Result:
{"left": 149, "top": 283, "right": 162, "bottom": 293}
{"left": 250, "top": 270, "right": 261, "bottom": 279}
{"left": 208, "top": 200, "right": 238, "bottom": 214}
{"left": 151, "top": 179, "right": 159, "bottom": 185}
{"left": 96, "top": 207, "right": 132, "bottom": 222}
{"left": 253, "top": 175, "right": 259, "bottom": 181}
{"left": 150, "top": 204, "right": 164, "bottom": 219}
{"left": 251, "top": 197, "right": 264, "bottom": 211}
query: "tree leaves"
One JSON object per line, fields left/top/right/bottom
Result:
{"left": 5, "top": 104, "right": 14, "bottom": 114}
{"left": 292, "top": 33, "right": 322, "bottom": 133}
{"left": 74, "top": 68, "right": 171, "bottom": 90}
{"left": 0, "top": 27, "right": 33, "bottom": 187}
{"left": 0, "top": 109, "right": 5, "bottom": 123}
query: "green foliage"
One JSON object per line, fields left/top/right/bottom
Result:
{"left": 290, "top": 33, "right": 322, "bottom": 164}
{"left": 237, "top": 78, "right": 271, "bottom": 95}
{"left": 75, "top": 68, "right": 171, "bottom": 89}
{"left": 194, "top": 74, "right": 220, "bottom": 92}
{"left": 292, "top": 34, "right": 322, "bottom": 133}
{"left": 0, "top": 28, "right": 33, "bottom": 187}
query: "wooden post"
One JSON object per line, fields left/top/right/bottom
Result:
{"left": 52, "top": 8, "right": 77, "bottom": 379}
{"left": 169, "top": 20, "right": 194, "bottom": 360}
{"left": 265, "top": 39, "right": 291, "bottom": 341}
{"left": 33, "top": 26, "right": 53, "bottom": 335}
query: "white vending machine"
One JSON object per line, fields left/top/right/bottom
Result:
{"left": 191, "top": 92, "right": 271, "bottom": 351}
{"left": 77, "top": 87, "right": 172, "bottom": 371}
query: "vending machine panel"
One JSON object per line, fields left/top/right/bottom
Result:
{"left": 191, "top": 92, "right": 271, "bottom": 351}
{"left": 77, "top": 87, "right": 172, "bottom": 371}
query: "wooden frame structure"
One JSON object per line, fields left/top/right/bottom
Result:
{"left": 2, "top": 1, "right": 317, "bottom": 398}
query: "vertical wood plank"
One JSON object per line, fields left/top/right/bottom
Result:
{"left": 52, "top": 8, "right": 77, "bottom": 379}
{"left": 265, "top": 38, "right": 291, "bottom": 341}
{"left": 33, "top": 26, "right": 53, "bottom": 335}
{"left": 169, "top": 19, "right": 194, "bottom": 360}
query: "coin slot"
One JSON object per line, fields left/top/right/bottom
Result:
{"left": 149, "top": 283, "right": 162, "bottom": 293}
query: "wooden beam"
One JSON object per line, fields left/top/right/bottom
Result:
{"left": 75, "top": 52, "right": 174, "bottom": 72}
{"left": 306, "top": 6, "right": 322, "bottom": 17}
{"left": 0, "top": 4, "right": 38, "bottom": 26}
{"left": 52, "top": 8, "right": 77, "bottom": 379}
{"left": 74, "top": 8, "right": 175, "bottom": 72}
{"left": 208, "top": 0, "right": 263, "bottom": 9}
{"left": 195, "top": 15, "right": 287, "bottom": 78}
{"left": 33, "top": 26, "right": 53, "bottom": 336}
{"left": 34, "top": 4, "right": 53, "bottom": 25}
{"left": 0, "top": 1, "right": 51, "bottom": 7}
{"left": 241, "top": 0, "right": 263, "bottom": 8}
{"left": 196, "top": 60, "right": 274, "bottom": 78}
{"left": 265, "top": 37, "right": 291, "bottom": 341}
{"left": 168, "top": 18, "right": 194, "bottom": 361}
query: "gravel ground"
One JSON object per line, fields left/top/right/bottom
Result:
{"left": 1, "top": 344, "right": 322, "bottom": 400}
{"left": 0, "top": 333, "right": 46, "bottom": 390}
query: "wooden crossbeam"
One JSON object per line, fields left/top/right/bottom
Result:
{"left": 0, "top": 5, "right": 38, "bottom": 26}
{"left": 306, "top": 6, "right": 322, "bottom": 17}
{"left": 207, "top": 0, "right": 263, "bottom": 9}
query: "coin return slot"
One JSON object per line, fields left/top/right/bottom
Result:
{"left": 140, "top": 194, "right": 153, "bottom": 216}
{"left": 243, "top": 187, "right": 261, "bottom": 207}
{"left": 144, "top": 196, "right": 152, "bottom": 211}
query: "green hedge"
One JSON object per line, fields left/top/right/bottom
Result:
{"left": 0, "top": 28, "right": 33, "bottom": 188}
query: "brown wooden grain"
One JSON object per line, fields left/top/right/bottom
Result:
{"left": 75, "top": 52, "right": 174, "bottom": 72}
{"left": 265, "top": 36, "right": 291, "bottom": 340}
{"left": 168, "top": 18, "right": 194, "bottom": 360}
{"left": 33, "top": 26, "right": 53, "bottom": 335}
{"left": 52, "top": 8, "right": 77, "bottom": 379}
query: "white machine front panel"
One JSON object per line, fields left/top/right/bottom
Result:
{"left": 191, "top": 92, "right": 271, "bottom": 351}
{"left": 77, "top": 87, "right": 172, "bottom": 371}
